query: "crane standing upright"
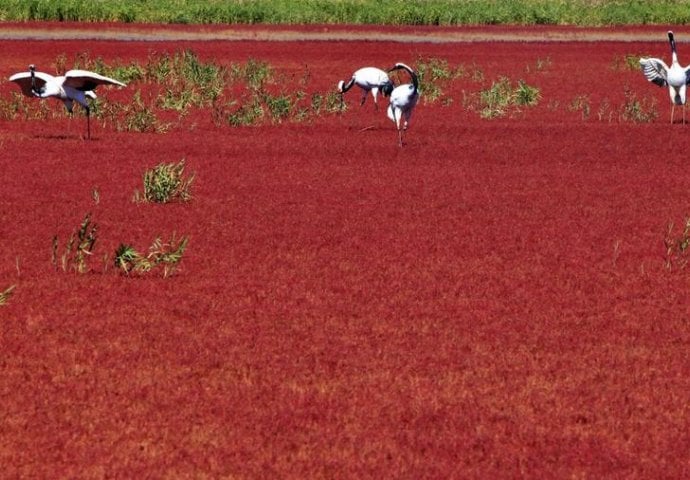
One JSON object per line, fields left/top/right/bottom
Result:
{"left": 640, "top": 31, "right": 690, "bottom": 124}
{"left": 386, "top": 63, "right": 419, "bottom": 147}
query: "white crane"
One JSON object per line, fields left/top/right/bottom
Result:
{"left": 640, "top": 31, "right": 690, "bottom": 124}
{"left": 337, "top": 67, "right": 394, "bottom": 110}
{"left": 9, "top": 65, "right": 126, "bottom": 139}
{"left": 386, "top": 63, "right": 419, "bottom": 147}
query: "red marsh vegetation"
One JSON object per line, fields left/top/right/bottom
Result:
{"left": 1, "top": 25, "right": 689, "bottom": 478}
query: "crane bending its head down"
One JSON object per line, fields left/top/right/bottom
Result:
{"left": 9, "top": 65, "right": 127, "bottom": 139}
{"left": 639, "top": 31, "right": 690, "bottom": 124}
{"left": 386, "top": 63, "right": 419, "bottom": 147}
{"left": 337, "top": 67, "right": 395, "bottom": 111}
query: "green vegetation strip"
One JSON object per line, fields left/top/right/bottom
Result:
{"left": 2, "top": 0, "right": 690, "bottom": 26}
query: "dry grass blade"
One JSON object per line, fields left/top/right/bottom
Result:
{"left": 0, "top": 284, "right": 16, "bottom": 306}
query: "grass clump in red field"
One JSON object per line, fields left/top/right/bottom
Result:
{"left": 664, "top": 218, "right": 690, "bottom": 270}
{"left": 51, "top": 213, "right": 99, "bottom": 274}
{"left": 0, "top": 284, "right": 16, "bottom": 306}
{"left": 134, "top": 159, "right": 194, "bottom": 204}
{"left": 475, "top": 77, "right": 541, "bottom": 119}
{"left": 114, "top": 235, "right": 189, "bottom": 278}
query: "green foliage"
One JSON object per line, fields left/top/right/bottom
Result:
{"left": 53, "top": 213, "right": 98, "bottom": 273}
{"left": 612, "top": 53, "right": 647, "bottom": 72}
{"left": 415, "top": 57, "right": 463, "bottom": 104}
{"left": 137, "top": 159, "right": 194, "bottom": 203}
{"left": 0, "top": 92, "right": 53, "bottom": 121}
{"left": 263, "top": 92, "right": 293, "bottom": 122}
{"left": 0, "top": 51, "right": 379, "bottom": 131}
{"left": 620, "top": 88, "right": 658, "bottom": 123}
{"left": 70, "top": 51, "right": 145, "bottom": 84}
{"left": 114, "top": 235, "right": 189, "bottom": 277}
{"left": 477, "top": 77, "right": 541, "bottom": 119}
{"left": 0, "top": 284, "right": 16, "bottom": 306}
{"left": 88, "top": 89, "right": 164, "bottom": 133}
{"left": 5, "top": 0, "right": 690, "bottom": 26}
{"left": 514, "top": 80, "right": 541, "bottom": 106}
{"left": 480, "top": 77, "right": 513, "bottom": 119}
{"left": 225, "top": 96, "right": 265, "bottom": 126}
{"left": 158, "top": 50, "right": 225, "bottom": 108}
{"left": 310, "top": 92, "right": 343, "bottom": 115}
{"left": 121, "top": 91, "right": 162, "bottom": 132}
{"left": 229, "top": 59, "right": 274, "bottom": 91}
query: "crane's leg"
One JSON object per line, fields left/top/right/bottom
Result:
{"left": 394, "top": 110, "right": 403, "bottom": 147}
{"left": 671, "top": 104, "right": 675, "bottom": 124}
{"left": 86, "top": 105, "right": 91, "bottom": 140}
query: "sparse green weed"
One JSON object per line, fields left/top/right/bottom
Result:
{"left": 225, "top": 96, "right": 265, "bottom": 126}
{"left": 527, "top": 57, "right": 552, "bottom": 73}
{"left": 620, "top": 88, "right": 657, "bottom": 123}
{"left": 136, "top": 159, "right": 194, "bottom": 203}
{"left": 569, "top": 94, "right": 591, "bottom": 119}
{"left": 310, "top": 92, "right": 343, "bottom": 115}
{"left": 597, "top": 99, "right": 613, "bottom": 122}
{"left": 263, "top": 92, "right": 293, "bottom": 122}
{"left": 479, "top": 77, "right": 515, "bottom": 119}
{"left": 665, "top": 218, "right": 690, "bottom": 270}
{"left": 476, "top": 77, "right": 541, "bottom": 118}
{"left": 612, "top": 53, "right": 645, "bottom": 71}
{"left": 114, "top": 235, "right": 189, "bottom": 277}
{"left": 53, "top": 213, "right": 99, "bottom": 273}
{"left": 230, "top": 59, "right": 274, "bottom": 91}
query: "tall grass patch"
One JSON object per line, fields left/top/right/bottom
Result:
{"left": 474, "top": 77, "right": 541, "bottom": 119}
{"left": 6, "top": 0, "right": 690, "bottom": 26}
{"left": 135, "top": 159, "right": 194, "bottom": 203}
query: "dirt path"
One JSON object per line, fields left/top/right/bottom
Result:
{"left": 0, "top": 22, "right": 670, "bottom": 43}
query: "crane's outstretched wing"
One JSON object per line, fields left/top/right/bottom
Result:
{"left": 640, "top": 58, "right": 669, "bottom": 87}
{"left": 63, "top": 70, "right": 126, "bottom": 91}
{"left": 8, "top": 71, "right": 56, "bottom": 97}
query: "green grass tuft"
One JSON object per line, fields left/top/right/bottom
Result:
{"left": 477, "top": 77, "right": 541, "bottom": 119}
{"left": 136, "top": 159, "right": 194, "bottom": 203}
{"left": 115, "top": 235, "right": 189, "bottom": 277}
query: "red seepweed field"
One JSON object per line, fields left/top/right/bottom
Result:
{"left": 1, "top": 23, "right": 690, "bottom": 478}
